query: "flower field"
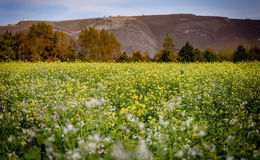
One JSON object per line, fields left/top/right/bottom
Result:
{"left": 0, "top": 62, "right": 259, "bottom": 159}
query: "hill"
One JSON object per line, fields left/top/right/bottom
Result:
{"left": 1, "top": 14, "right": 260, "bottom": 56}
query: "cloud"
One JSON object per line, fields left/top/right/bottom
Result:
{"left": 0, "top": 0, "right": 259, "bottom": 25}
{"left": 1, "top": 0, "right": 132, "bottom": 11}
{"left": 0, "top": 0, "right": 175, "bottom": 17}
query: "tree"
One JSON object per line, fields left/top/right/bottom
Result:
{"left": 55, "top": 31, "right": 77, "bottom": 61}
{"left": 154, "top": 33, "right": 177, "bottom": 62}
{"left": 193, "top": 48, "right": 205, "bottom": 62}
{"left": 14, "top": 23, "right": 76, "bottom": 62}
{"left": 233, "top": 45, "right": 248, "bottom": 62}
{"left": 204, "top": 46, "right": 218, "bottom": 62}
{"left": 78, "top": 27, "right": 120, "bottom": 62}
{"left": 178, "top": 42, "right": 194, "bottom": 62}
{"left": 163, "top": 33, "right": 176, "bottom": 53}
{"left": 132, "top": 50, "right": 145, "bottom": 62}
{"left": 116, "top": 52, "right": 130, "bottom": 62}
{"left": 15, "top": 31, "right": 30, "bottom": 61}
{"left": 27, "top": 23, "right": 57, "bottom": 61}
{"left": 248, "top": 46, "right": 260, "bottom": 61}
{"left": 0, "top": 31, "right": 17, "bottom": 61}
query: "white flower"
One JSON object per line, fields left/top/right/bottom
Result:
{"left": 253, "top": 150, "right": 260, "bottom": 158}
{"left": 203, "top": 143, "right": 216, "bottom": 152}
{"left": 185, "top": 117, "right": 194, "bottom": 126}
{"left": 159, "top": 116, "right": 169, "bottom": 127}
{"left": 8, "top": 135, "right": 15, "bottom": 142}
{"left": 63, "top": 124, "right": 77, "bottom": 134}
{"left": 71, "top": 152, "right": 81, "bottom": 160}
{"left": 138, "top": 122, "right": 145, "bottom": 129}
{"left": 88, "top": 134, "right": 101, "bottom": 142}
{"left": 66, "top": 149, "right": 81, "bottom": 160}
{"left": 85, "top": 98, "right": 105, "bottom": 108}
{"left": 196, "top": 130, "right": 207, "bottom": 137}
{"left": 226, "top": 135, "right": 235, "bottom": 142}
{"left": 226, "top": 155, "right": 234, "bottom": 160}
{"left": 175, "top": 150, "right": 184, "bottom": 158}
{"left": 126, "top": 114, "right": 136, "bottom": 122}
{"left": 136, "top": 139, "right": 152, "bottom": 160}
{"left": 111, "top": 143, "right": 130, "bottom": 160}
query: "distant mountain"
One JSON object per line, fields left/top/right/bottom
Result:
{"left": 1, "top": 14, "right": 260, "bottom": 56}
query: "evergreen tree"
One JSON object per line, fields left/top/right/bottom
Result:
{"left": 233, "top": 45, "right": 248, "bottom": 62}
{"left": 178, "top": 42, "right": 194, "bottom": 62}
{"left": 0, "top": 31, "right": 17, "bottom": 61}
{"left": 116, "top": 52, "right": 130, "bottom": 62}
{"left": 204, "top": 47, "right": 218, "bottom": 62}
{"left": 193, "top": 48, "right": 205, "bottom": 62}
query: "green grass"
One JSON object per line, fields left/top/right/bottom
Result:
{"left": 0, "top": 62, "right": 259, "bottom": 159}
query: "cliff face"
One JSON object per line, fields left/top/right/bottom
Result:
{"left": 1, "top": 14, "right": 260, "bottom": 56}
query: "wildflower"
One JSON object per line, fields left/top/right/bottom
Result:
{"left": 63, "top": 124, "right": 78, "bottom": 134}
{"left": 85, "top": 98, "right": 105, "bottom": 108}
{"left": 203, "top": 143, "right": 216, "bottom": 152}
{"left": 21, "top": 141, "right": 27, "bottom": 146}
{"left": 136, "top": 139, "right": 152, "bottom": 160}
{"left": 8, "top": 135, "right": 15, "bottom": 142}
{"left": 185, "top": 117, "right": 194, "bottom": 126}
{"left": 196, "top": 130, "right": 207, "bottom": 137}
{"left": 138, "top": 122, "right": 145, "bottom": 129}
{"left": 226, "top": 135, "right": 235, "bottom": 142}
{"left": 226, "top": 155, "right": 234, "bottom": 160}
{"left": 66, "top": 149, "right": 81, "bottom": 160}
{"left": 175, "top": 150, "right": 184, "bottom": 158}
{"left": 159, "top": 116, "right": 169, "bottom": 127}
{"left": 126, "top": 114, "right": 136, "bottom": 122}
{"left": 111, "top": 142, "right": 130, "bottom": 160}
{"left": 253, "top": 150, "right": 260, "bottom": 158}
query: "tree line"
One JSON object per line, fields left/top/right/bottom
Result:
{"left": 0, "top": 22, "right": 259, "bottom": 62}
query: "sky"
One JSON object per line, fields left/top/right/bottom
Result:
{"left": 0, "top": 0, "right": 260, "bottom": 25}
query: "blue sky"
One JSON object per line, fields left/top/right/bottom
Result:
{"left": 0, "top": 0, "right": 260, "bottom": 25}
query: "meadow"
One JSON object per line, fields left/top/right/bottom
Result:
{"left": 0, "top": 62, "right": 259, "bottom": 159}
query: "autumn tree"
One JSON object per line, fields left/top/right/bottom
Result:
{"left": 15, "top": 31, "right": 30, "bottom": 61}
{"left": 78, "top": 27, "right": 120, "bottom": 61}
{"left": 26, "top": 22, "right": 57, "bottom": 61}
{"left": 131, "top": 50, "right": 145, "bottom": 62}
{"left": 14, "top": 23, "right": 75, "bottom": 61}
{"left": 55, "top": 31, "right": 77, "bottom": 61}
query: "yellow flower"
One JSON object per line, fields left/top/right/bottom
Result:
{"left": 21, "top": 141, "right": 27, "bottom": 146}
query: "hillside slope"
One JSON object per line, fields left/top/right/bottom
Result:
{"left": 1, "top": 14, "right": 260, "bottom": 56}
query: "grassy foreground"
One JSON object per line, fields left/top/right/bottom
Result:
{"left": 0, "top": 62, "right": 259, "bottom": 159}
